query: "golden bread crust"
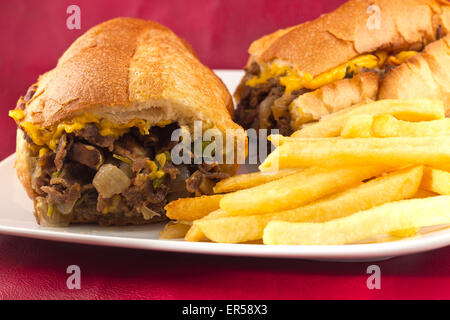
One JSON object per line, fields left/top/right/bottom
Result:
{"left": 248, "top": 0, "right": 450, "bottom": 76}
{"left": 289, "top": 72, "right": 380, "bottom": 129}
{"left": 379, "top": 34, "right": 450, "bottom": 116}
{"left": 20, "top": 18, "right": 239, "bottom": 135}
{"left": 15, "top": 130, "right": 35, "bottom": 199}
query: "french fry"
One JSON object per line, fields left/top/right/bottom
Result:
{"left": 414, "top": 189, "right": 439, "bottom": 198}
{"left": 371, "top": 114, "right": 450, "bottom": 137}
{"left": 434, "top": 164, "right": 450, "bottom": 172}
{"left": 184, "top": 225, "right": 206, "bottom": 242}
{"left": 165, "top": 194, "right": 224, "bottom": 221}
{"left": 260, "top": 136, "right": 450, "bottom": 170}
{"left": 213, "top": 168, "right": 303, "bottom": 193}
{"left": 159, "top": 221, "right": 192, "bottom": 239}
{"left": 341, "top": 114, "right": 450, "bottom": 138}
{"left": 291, "top": 99, "right": 444, "bottom": 138}
{"left": 185, "top": 209, "right": 230, "bottom": 242}
{"left": 389, "top": 228, "right": 419, "bottom": 238}
{"left": 340, "top": 114, "right": 374, "bottom": 138}
{"left": 195, "top": 166, "right": 423, "bottom": 243}
{"left": 421, "top": 167, "right": 450, "bottom": 195}
{"left": 220, "top": 165, "right": 388, "bottom": 216}
{"left": 263, "top": 196, "right": 450, "bottom": 245}
{"left": 195, "top": 214, "right": 273, "bottom": 244}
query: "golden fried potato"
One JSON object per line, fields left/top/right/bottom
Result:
{"left": 159, "top": 221, "right": 192, "bottom": 239}
{"left": 260, "top": 136, "right": 450, "bottom": 170}
{"left": 263, "top": 196, "right": 450, "bottom": 245}
{"left": 213, "top": 168, "right": 303, "bottom": 193}
{"left": 185, "top": 209, "right": 230, "bottom": 242}
{"left": 165, "top": 194, "right": 224, "bottom": 221}
{"left": 413, "top": 189, "right": 439, "bottom": 198}
{"left": 220, "top": 166, "right": 388, "bottom": 216}
{"left": 194, "top": 166, "right": 422, "bottom": 243}
{"left": 184, "top": 225, "right": 206, "bottom": 242}
{"left": 434, "top": 164, "right": 450, "bottom": 172}
{"left": 291, "top": 99, "right": 444, "bottom": 138}
{"left": 341, "top": 114, "right": 450, "bottom": 138}
{"left": 340, "top": 114, "right": 374, "bottom": 138}
{"left": 421, "top": 167, "right": 450, "bottom": 195}
{"left": 371, "top": 115, "right": 450, "bottom": 137}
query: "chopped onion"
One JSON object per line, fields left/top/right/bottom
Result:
{"left": 140, "top": 206, "right": 160, "bottom": 220}
{"left": 119, "top": 161, "right": 134, "bottom": 179}
{"left": 56, "top": 201, "right": 76, "bottom": 215}
{"left": 93, "top": 164, "right": 131, "bottom": 198}
{"left": 35, "top": 197, "right": 71, "bottom": 227}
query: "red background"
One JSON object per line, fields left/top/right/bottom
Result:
{"left": 0, "top": 0, "right": 449, "bottom": 300}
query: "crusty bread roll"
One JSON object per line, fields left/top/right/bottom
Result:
{"left": 289, "top": 72, "right": 380, "bottom": 129}
{"left": 379, "top": 34, "right": 450, "bottom": 116}
{"left": 22, "top": 17, "right": 239, "bottom": 134}
{"left": 247, "top": 0, "right": 450, "bottom": 77}
{"left": 234, "top": 0, "right": 450, "bottom": 134}
{"left": 12, "top": 18, "right": 245, "bottom": 227}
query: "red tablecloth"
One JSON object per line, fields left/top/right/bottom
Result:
{"left": 0, "top": 0, "right": 449, "bottom": 300}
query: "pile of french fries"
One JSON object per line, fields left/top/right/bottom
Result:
{"left": 160, "top": 99, "right": 450, "bottom": 245}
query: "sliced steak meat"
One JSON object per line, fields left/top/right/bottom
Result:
{"left": 75, "top": 124, "right": 115, "bottom": 151}
{"left": 235, "top": 78, "right": 280, "bottom": 129}
{"left": 197, "top": 162, "right": 230, "bottom": 180}
{"left": 114, "top": 134, "right": 148, "bottom": 160}
{"left": 234, "top": 64, "right": 312, "bottom": 134}
{"left": 163, "top": 161, "right": 180, "bottom": 180}
{"left": 41, "top": 183, "right": 81, "bottom": 204}
{"left": 96, "top": 194, "right": 126, "bottom": 214}
{"left": 38, "top": 151, "right": 56, "bottom": 173}
{"left": 131, "top": 157, "right": 150, "bottom": 174}
{"left": 166, "top": 164, "right": 191, "bottom": 201}
{"left": 277, "top": 117, "right": 292, "bottom": 137}
{"left": 151, "top": 123, "right": 180, "bottom": 153}
{"left": 54, "top": 134, "right": 74, "bottom": 171}
{"left": 49, "top": 162, "right": 96, "bottom": 204}
{"left": 121, "top": 176, "right": 169, "bottom": 212}
{"left": 21, "top": 129, "right": 35, "bottom": 144}
{"left": 32, "top": 152, "right": 56, "bottom": 195}
{"left": 186, "top": 162, "right": 230, "bottom": 194}
{"left": 69, "top": 142, "right": 103, "bottom": 169}
{"left": 256, "top": 85, "right": 285, "bottom": 129}
{"left": 185, "top": 170, "right": 203, "bottom": 193}
{"left": 148, "top": 184, "right": 169, "bottom": 204}
{"left": 23, "top": 84, "right": 38, "bottom": 102}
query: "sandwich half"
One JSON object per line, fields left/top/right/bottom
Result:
{"left": 379, "top": 34, "right": 450, "bottom": 116}
{"left": 9, "top": 18, "right": 245, "bottom": 227}
{"left": 234, "top": 0, "right": 450, "bottom": 135}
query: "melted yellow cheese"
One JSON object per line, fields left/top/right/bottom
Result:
{"left": 8, "top": 109, "right": 25, "bottom": 121}
{"left": 10, "top": 113, "right": 156, "bottom": 151}
{"left": 386, "top": 51, "right": 418, "bottom": 65}
{"left": 246, "top": 51, "right": 414, "bottom": 93}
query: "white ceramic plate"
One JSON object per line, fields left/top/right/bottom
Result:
{"left": 1, "top": 70, "right": 449, "bottom": 261}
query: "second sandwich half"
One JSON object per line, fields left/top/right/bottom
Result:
{"left": 234, "top": 0, "right": 450, "bottom": 135}
{"left": 9, "top": 18, "right": 246, "bottom": 227}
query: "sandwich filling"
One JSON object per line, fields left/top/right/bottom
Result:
{"left": 10, "top": 89, "right": 231, "bottom": 226}
{"left": 234, "top": 50, "right": 419, "bottom": 135}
